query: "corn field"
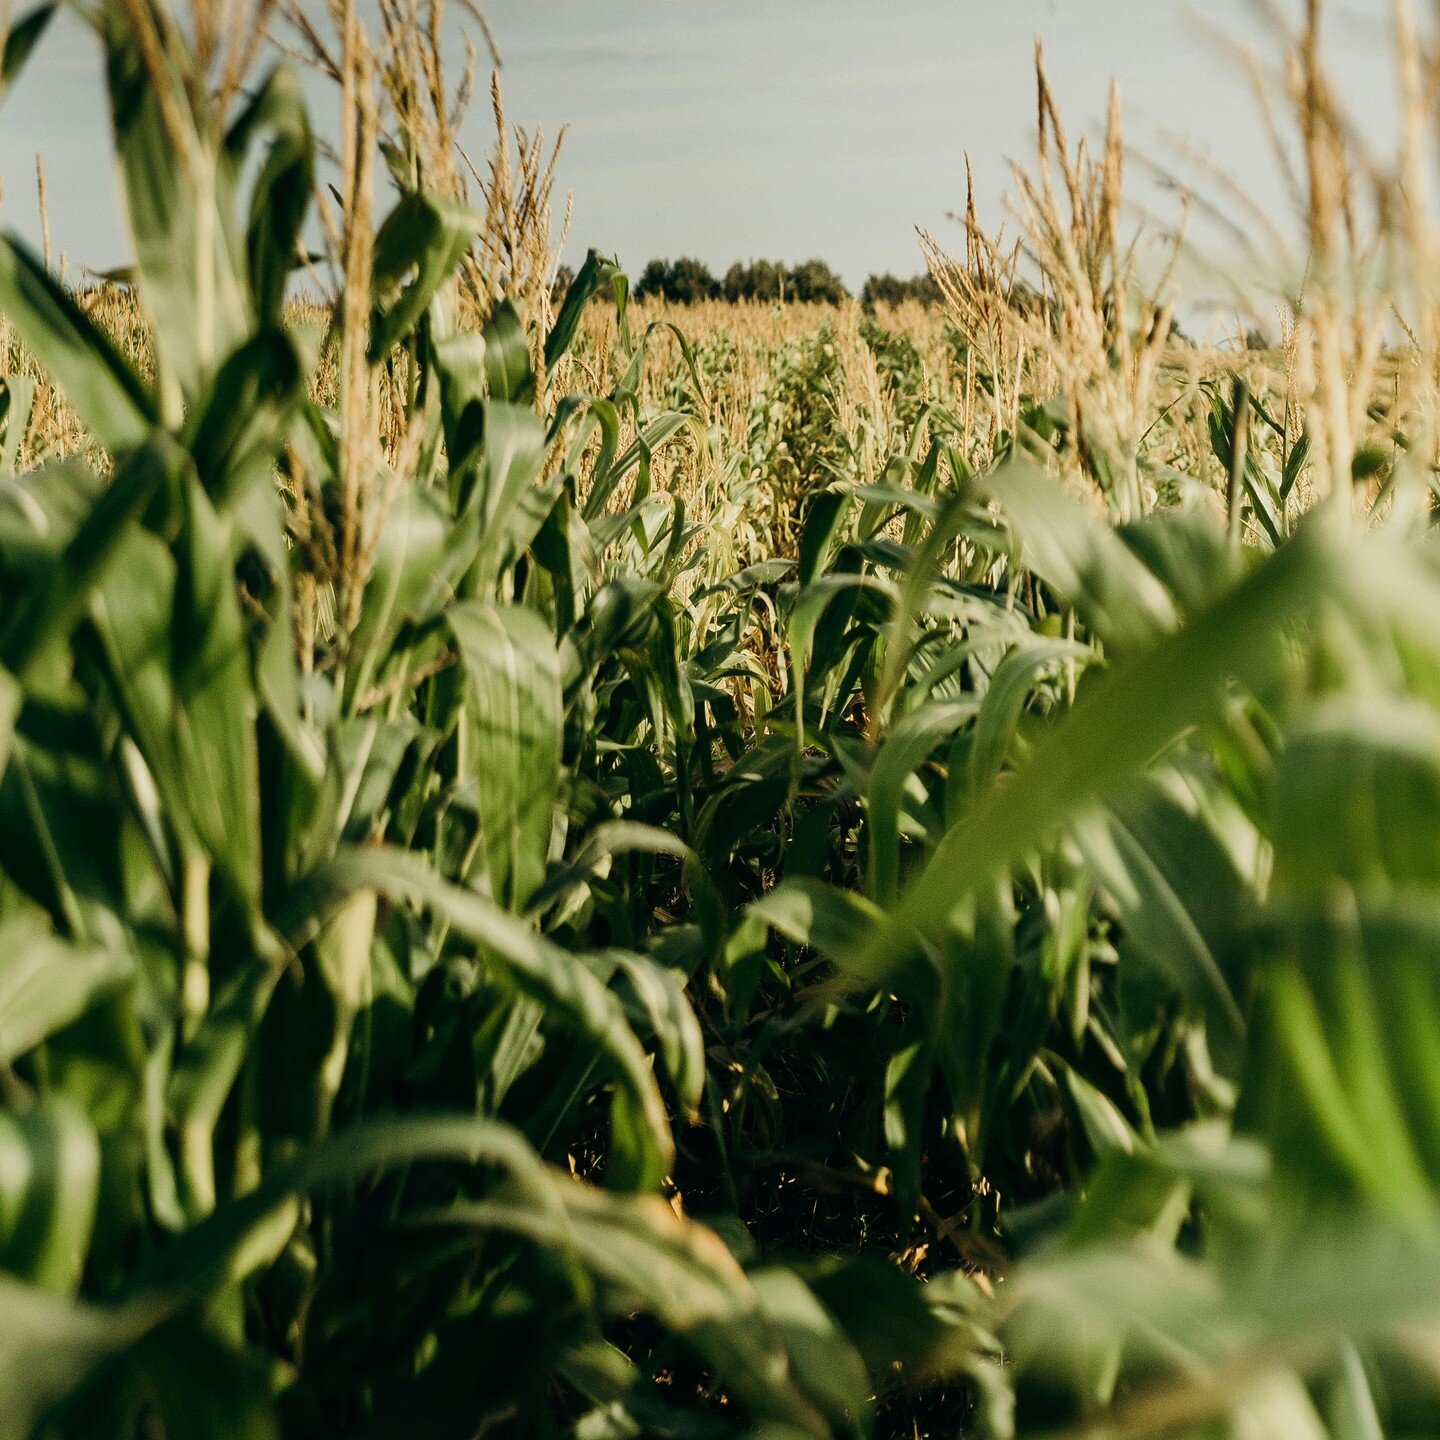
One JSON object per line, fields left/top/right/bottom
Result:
{"left": 3, "top": 2, "right": 1440, "bottom": 1438}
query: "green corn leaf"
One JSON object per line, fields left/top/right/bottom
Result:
{"left": 0, "top": 5, "right": 54, "bottom": 108}
{"left": 566, "top": 397, "right": 621, "bottom": 509}
{"left": 0, "top": 375, "right": 34, "bottom": 477}
{"left": 1058, "top": 1059, "right": 1142, "bottom": 1161}
{"left": 369, "top": 190, "right": 480, "bottom": 362}
{"left": 0, "top": 1279, "right": 148, "bottom": 1440}
{"left": 930, "top": 880, "right": 1015, "bottom": 1159}
{"left": 453, "top": 399, "right": 550, "bottom": 591}
{"left": 977, "top": 458, "right": 1178, "bottom": 654}
{"left": 183, "top": 328, "right": 306, "bottom": 512}
{"left": 749, "top": 878, "right": 895, "bottom": 986}
{"left": 430, "top": 1189, "right": 832, "bottom": 1436}
{"left": 0, "top": 1096, "right": 99, "bottom": 1295}
{"left": 964, "top": 638, "right": 1089, "bottom": 801}
{"left": 132, "top": 1114, "right": 559, "bottom": 1301}
{"left": 0, "top": 235, "right": 157, "bottom": 451}
{"left": 229, "top": 464, "right": 322, "bottom": 779}
{"left": 529, "top": 819, "right": 723, "bottom": 946}
{"left": 0, "top": 667, "right": 17, "bottom": 781}
{"left": 798, "top": 487, "right": 852, "bottom": 586}
{"left": 883, "top": 1022, "right": 935, "bottom": 1223}
{"left": 694, "top": 558, "right": 796, "bottom": 599}
{"left": 998, "top": 1222, "right": 1440, "bottom": 1437}
{"left": 167, "top": 953, "right": 286, "bottom": 1193}
{"left": 0, "top": 914, "right": 131, "bottom": 1065}
{"left": 559, "top": 578, "right": 663, "bottom": 710}
{"left": 589, "top": 411, "right": 692, "bottom": 520}
{"left": 866, "top": 700, "right": 976, "bottom": 906}
{"left": 446, "top": 601, "right": 563, "bottom": 911}
{"left": 433, "top": 328, "right": 487, "bottom": 474}
{"left": 101, "top": 1323, "right": 283, "bottom": 1440}
{"left": 0, "top": 461, "right": 105, "bottom": 577}
{"left": 1283, "top": 430, "right": 1311, "bottom": 503}
{"left": 3, "top": 436, "right": 178, "bottom": 684}
{"left": 284, "top": 846, "right": 677, "bottom": 1191}
{"left": 786, "top": 572, "right": 895, "bottom": 742}
{"left": 224, "top": 64, "right": 313, "bottom": 324}
{"left": 171, "top": 476, "right": 262, "bottom": 902}
{"left": 545, "top": 248, "right": 621, "bottom": 374}
{"left": 889, "top": 513, "right": 1351, "bottom": 952}
{"left": 481, "top": 297, "right": 533, "bottom": 404}
{"left": 750, "top": 1267, "right": 872, "bottom": 1431}
{"left": 1075, "top": 769, "right": 1253, "bottom": 1068}
{"left": 101, "top": 6, "right": 249, "bottom": 405}
{"left": 604, "top": 949, "right": 706, "bottom": 1120}
{"left": 1244, "top": 698, "right": 1440, "bottom": 1219}
{"left": 1116, "top": 507, "right": 1242, "bottom": 618}
{"left": 1272, "top": 695, "right": 1440, "bottom": 897}
{"left": 88, "top": 479, "right": 262, "bottom": 906}
{"left": 350, "top": 481, "right": 452, "bottom": 649}
{"left": 1323, "top": 1344, "right": 1384, "bottom": 1440}
{"left": 0, "top": 1119, "right": 561, "bottom": 1435}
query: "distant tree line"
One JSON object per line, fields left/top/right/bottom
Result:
{"left": 613, "top": 256, "right": 944, "bottom": 307}
{"left": 858, "top": 271, "right": 943, "bottom": 307}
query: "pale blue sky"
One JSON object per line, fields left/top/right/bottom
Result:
{"left": 0, "top": 1, "right": 1398, "bottom": 287}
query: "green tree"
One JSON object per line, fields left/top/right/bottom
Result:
{"left": 786, "top": 257, "right": 849, "bottom": 303}
{"left": 860, "top": 271, "right": 942, "bottom": 307}
{"left": 723, "top": 258, "right": 787, "bottom": 302}
{"left": 549, "top": 262, "right": 575, "bottom": 303}
{"left": 634, "top": 256, "right": 721, "bottom": 303}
